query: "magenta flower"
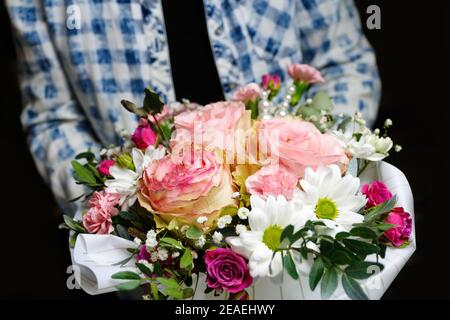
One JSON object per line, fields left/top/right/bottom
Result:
{"left": 287, "top": 64, "right": 324, "bottom": 84}
{"left": 205, "top": 248, "right": 253, "bottom": 294}
{"left": 98, "top": 159, "right": 115, "bottom": 176}
{"left": 384, "top": 207, "right": 412, "bottom": 247}
{"left": 261, "top": 74, "right": 281, "bottom": 92}
{"left": 131, "top": 120, "right": 157, "bottom": 150}
{"left": 362, "top": 181, "right": 393, "bottom": 208}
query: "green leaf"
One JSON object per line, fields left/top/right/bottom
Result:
{"left": 154, "top": 262, "right": 163, "bottom": 276}
{"left": 116, "top": 280, "right": 141, "bottom": 291}
{"left": 320, "top": 267, "right": 339, "bottom": 300}
{"left": 290, "top": 227, "right": 308, "bottom": 244}
{"left": 111, "top": 271, "right": 141, "bottom": 280}
{"left": 283, "top": 252, "right": 299, "bottom": 280}
{"left": 350, "top": 227, "right": 378, "bottom": 239}
{"left": 160, "top": 237, "right": 184, "bottom": 250}
{"left": 183, "top": 288, "right": 194, "bottom": 299}
{"left": 165, "top": 287, "right": 183, "bottom": 299}
{"left": 71, "top": 160, "right": 97, "bottom": 185}
{"left": 309, "top": 257, "right": 324, "bottom": 291}
{"left": 120, "top": 99, "right": 148, "bottom": 117}
{"left": 63, "top": 215, "right": 86, "bottom": 233}
{"left": 329, "top": 248, "right": 355, "bottom": 265}
{"left": 363, "top": 196, "right": 398, "bottom": 223}
{"left": 143, "top": 88, "right": 164, "bottom": 115}
{"left": 118, "top": 211, "right": 139, "bottom": 221}
{"left": 151, "top": 282, "right": 159, "bottom": 300}
{"left": 157, "top": 277, "right": 180, "bottom": 289}
{"left": 376, "top": 223, "right": 396, "bottom": 232}
{"left": 136, "top": 263, "right": 153, "bottom": 276}
{"left": 345, "top": 261, "right": 384, "bottom": 280}
{"left": 343, "top": 239, "right": 379, "bottom": 255}
{"left": 75, "top": 151, "right": 96, "bottom": 162}
{"left": 186, "top": 226, "right": 203, "bottom": 240}
{"left": 219, "top": 205, "right": 238, "bottom": 217}
{"left": 69, "top": 232, "right": 78, "bottom": 248}
{"left": 116, "top": 224, "right": 131, "bottom": 240}
{"left": 281, "top": 225, "right": 294, "bottom": 243}
{"left": 335, "top": 232, "right": 351, "bottom": 241}
{"left": 180, "top": 248, "right": 193, "bottom": 269}
{"left": 342, "top": 274, "right": 368, "bottom": 300}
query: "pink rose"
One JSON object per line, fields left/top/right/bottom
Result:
{"left": 205, "top": 248, "right": 253, "bottom": 294}
{"left": 83, "top": 191, "right": 121, "bottom": 234}
{"left": 362, "top": 181, "right": 393, "bottom": 208}
{"left": 287, "top": 64, "right": 324, "bottom": 84}
{"left": 257, "top": 118, "right": 348, "bottom": 178}
{"left": 384, "top": 207, "right": 412, "bottom": 247}
{"left": 98, "top": 159, "right": 115, "bottom": 176}
{"left": 173, "top": 101, "right": 251, "bottom": 155}
{"left": 232, "top": 83, "right": 261, "bottom": 103}
{"left": 261, "top": 74, "right": 281, "bottom": 91}
{"left": 246, "top": 165, "right": 298, "bottom": 200}
{"left": 131, "top": 119, "right": 157, "bottom": 150}
{"left": 138, "top": 146, "right": 237, "bottom": 225}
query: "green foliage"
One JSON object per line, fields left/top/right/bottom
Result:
{"left": 185, "top": 226, "right": 203, "bottom": 240}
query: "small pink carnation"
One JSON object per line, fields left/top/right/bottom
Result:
{"left": 384, "top": 207, "right": 412, "bottom": 247}
{"left": 362, "top": 181, "right": 393, "bottom": 208}
{"left": 245, "top": 165, "right": 298, "bottom": 200}
{"left": 98, "top": 159, "right": 115, "bottom": 176}
{"left": 261, "top": 74, "right": 281, "bottom": 91}
{"left": 232, "top": 83, "right": 261, "bottom": 103}
{"left": 287, "top": 64, "right": 324, "bottom": 84}
{"left": 83, "top": 191, "right": 121, "bottom": 234}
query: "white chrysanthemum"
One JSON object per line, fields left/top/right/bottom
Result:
{"left": 294, "top": 165, "right": 367, "bottom": 232}
{"left": 227, "top": 195, "right": 308, "bottom": 279}
{"left": 105, "top": 146, "right": 165, "bottom": 209}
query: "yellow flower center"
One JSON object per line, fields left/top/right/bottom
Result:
{"left": 315, "top": 198, "right": 339, "bottom": 220}
{"left": 262, "top": 224, "right": 283, "bottom": 251}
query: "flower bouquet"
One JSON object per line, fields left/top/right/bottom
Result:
{"left": 63, "top": 64, "right": 415, "bottom": 300}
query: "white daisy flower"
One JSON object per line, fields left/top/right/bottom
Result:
{"left": 294, "top": 165, "right": 367, "bottom": 233}
{"left": 105, "top": 146, "right": 165, "bottom": 209}
{"left": 227, "top": 195, "right": 308, "bottom": 279}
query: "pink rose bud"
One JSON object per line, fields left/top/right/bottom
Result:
{"left": 131, "top": 121, "right": 157, "bottom": 150}
{"left": 287, "top": 64, "right": 324, "bottom": 84}
{"left": 98, "top": 159, "right": 115, "bottom": 176}
{"left": 384, "top": 207, "right": 412, "bottom": 247}
{"left": 205, "top": 248, "right": 253, "bottom": 294}
{"left": 261, "top": 74, "right": 281, "bottom": 91}
{"left": 362, "top": 181, "right": 393, "bottom": 208}
{"left": 232, "top": 83, "right": 261, "bottom": 103}
{"left": 149, "top": 105, "right": 173, "bottom": 123}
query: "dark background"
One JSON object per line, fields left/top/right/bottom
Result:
{"left": 0, "top": 1, "right": 449, "bottom": 299}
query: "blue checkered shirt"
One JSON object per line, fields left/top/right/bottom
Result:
{"left": 6, "top": 0, "right": 380, "bottom": 213}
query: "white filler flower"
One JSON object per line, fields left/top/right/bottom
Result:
{"left": 227, "top": 195, "right": 308, "bottom": 278}
{"left": 294, "top": 165, "right": 367, "bottom": 232}
{"left": 106, "top": 146, "right": 165, "bottom": 209}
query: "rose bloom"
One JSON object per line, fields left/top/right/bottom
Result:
{"left": 287, "top": 64, "right": 324, "bottom": 84}
{"left": 83, "top": 191, "right": 121, "bottom": 234}
{"left": 232, "top": 83, "right": 261, "bottom": 103}
{"left": 205, "top": 248, "right": 253, "bottom": 294}
{"left": 362, "top": 181, "right": 393, "bottom": 208}
{"left": 131, "top": 119, "right": 157, "bottom": 150}
{"left": 246, "top": 165, "right": 298, "bottom": 200}
{"left": 173, "top": 101, "right": 251, "bottom": 163}
{"left": 257, "top": 118, "right": 348, "bottom": 178}
{"left": 98, "top": 159, "right": 115, "bottom": 176}
{"left": 138, "top": 145, "right": 237, "bottom": 225}
{"left": 384, "top": 207, "right": 412, "bottom": 247}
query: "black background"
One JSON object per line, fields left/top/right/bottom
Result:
{"left": 0, "top": 1, "right": 449, "bottom": 299}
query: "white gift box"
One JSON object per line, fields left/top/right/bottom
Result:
{"left": 71, "top": 161, "right": 415, "bottom": 299}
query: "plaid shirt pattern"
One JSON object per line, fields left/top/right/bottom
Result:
{"left": 6, "top": 0, "right": 380, "bottom": 212}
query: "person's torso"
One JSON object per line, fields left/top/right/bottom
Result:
{"left": 45, "top": 0, "right": 302, "bottom": 145}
